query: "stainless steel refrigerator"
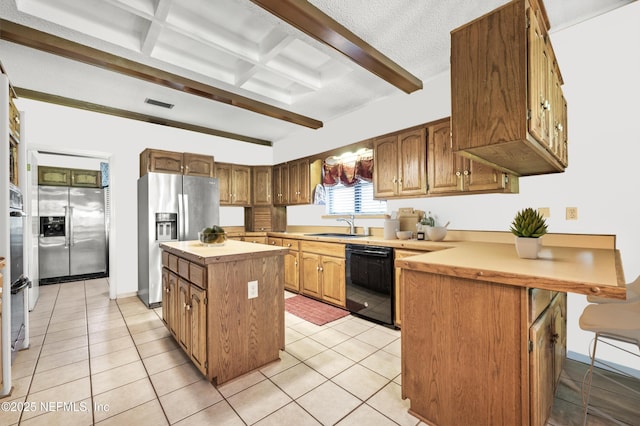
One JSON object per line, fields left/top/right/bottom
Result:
{"left": 138, "top": 173, "right": 219, "bottom": 308}
{"left": 38, "top": 186, "right": 108, "bottom": 282}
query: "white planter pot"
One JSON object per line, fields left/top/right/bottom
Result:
{"left": 515, "top": 236, "right": 540, "bottom": 259}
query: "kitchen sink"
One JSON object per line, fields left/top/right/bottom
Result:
{"left": 305, "top": 233, "right": 361, "bottom": 238}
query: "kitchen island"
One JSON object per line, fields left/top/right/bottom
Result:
{"left": 395, "top": 242, "right": 625, "bottom": 426}
{"left": 160, "top": 239, "right": 288, "bottom": 385}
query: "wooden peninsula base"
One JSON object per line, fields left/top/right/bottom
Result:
{"left": 397, "top": 241, "right": 624, "bottom": 426}
{"left": 160, "top": 240, "right": 288, "bottom": 385}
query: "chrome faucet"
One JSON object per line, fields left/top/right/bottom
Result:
{"left": 337, "top": 214, "right": 355, "bottom": 235}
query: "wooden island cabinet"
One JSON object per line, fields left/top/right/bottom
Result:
{"left": 160, "top": 239, "right": 288, "bottom": 385}
{"left": 397, "top": 242, "right": 624, "bottom": 426}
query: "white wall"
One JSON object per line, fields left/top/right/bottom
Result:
{"left": 15, "top": 2, "right": 639, "bottom": 368}
{"left": 278, "top": 2, "right": 640, "bottom": 368}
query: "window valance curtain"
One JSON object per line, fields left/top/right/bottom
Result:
{"left": 322, "top": 150, "right": 373, "bottom": 187}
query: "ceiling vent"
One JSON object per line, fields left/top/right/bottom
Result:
{"left": 145, "top": 98, "right": 174, "bottom": 109}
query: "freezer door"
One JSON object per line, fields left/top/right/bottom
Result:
{"left": 138, "top": 173, "right": 182, "bottom": 307}
{"left": 181, "top": 176, "right": 220, "bottom": 240}
{"left": 38, "top": 186, "right": 70, "bottom": 279}
{"left": 69, "top": 187, "right": 107, "bottom": 276}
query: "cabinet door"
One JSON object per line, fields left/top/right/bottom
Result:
{"left": 394, "top": 250, "right": 425, "bottom": 327}
{"left": 528, "top": 7, "right": 550, "bottom": 146}
{"left": 428, "top": 120, "right": 461, "bottom": 194}
{"left": 321, "top": 256, "right": 346, "bottom": 307}
{"left": 551, "top": 293, "right": 567, "bottom": 386}
{"left": 147, "top": 150, "right": 184, "bottom": 174}
{"left": 373, "top": 135, "right": 399, "bottom": 198}
{"left": 190, "top": 285, "right": 207, "bottom": 375}
{"left": 38, "top": 166, "right": 71, "bottom": 186}
{"left": 284, "top": 250, "right": 300, "bottom": 292}
{"left": 183, "top": 153, "right": 214, "bottom": 177}
{"left": 529, "top": 304, "right": 555, "bottom": 426}
{"left": 253, "top": 166, "right": 272, "bottom": 205}
{"left": 161, "top": 268, "right": 171, "bottom": 328}
{"left": 71, "top": 169, "right": 101, "bottom": 188}
{"left": 301, "top": 253, "right": 322, "bottom": 299}
{"left": 273, "top": 164, "right": 289, "bottom": 205}
{"left": 466, "top": 160, "right": 506, "bottom": 192}
{"left": 177, "top": 278, "right": 191, "bottom": 352}
{"left": 397, "top": 128, "right": 427, "bottom": 196}
{"left": 168, "top": 271, "right": 178, "bottom": 337}
{"left": 289, "top": 159, "right": 310, "bottom": 204}
{"left": 215, "top": 163, "right": 232, "bottom": 205}
{"left": 232, "top": 165, "right": 251, "bottom": 205}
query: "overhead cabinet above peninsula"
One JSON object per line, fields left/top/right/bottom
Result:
{"left": 451, "top": 0, "right": 568, "bottom": 176}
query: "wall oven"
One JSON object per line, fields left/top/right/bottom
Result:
{"left": 9, "top": 184, "right": 30, "bottom": 355}
{"left": 345, "top": 244, "right": 394, "bottom": 326}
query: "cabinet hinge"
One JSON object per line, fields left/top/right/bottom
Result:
{"left": 528, "top": 340, "right": 534, "bottom": 353}
{"left": 526, "top": 15, "right": 530, "bottom": 29}
{"left": 204, "top": 297, "right": 208, "bottom": 305}
{"left": 205, "top": 361, "right": 208, "bottom": 369}
{"left": 527, "top": 109, "right": 532, "bottom": 120}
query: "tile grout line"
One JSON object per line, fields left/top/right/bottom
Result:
{"left": 14, "top": 283, "right": 61, "bottom": 425}
{"left": 112, "top": 299, "right": 172, "bottom": 425}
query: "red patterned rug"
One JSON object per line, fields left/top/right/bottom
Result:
{"left": 285, "top": 295, "right": 350, "bottom": 326}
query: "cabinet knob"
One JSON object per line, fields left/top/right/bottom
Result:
{"left": 541, "top": 100, "right": 551, "bottom": 111}
{"left": 555, "top": 123, "right": 564, "bottom": 132}
{"left": 463, "top": 170, "right": 469, "bottom": 176}
{"left": 455, "top": 171, "right": 461, "bottom": 177}
{"left": 186, "top": 304, "right": 191, "bottom": 311}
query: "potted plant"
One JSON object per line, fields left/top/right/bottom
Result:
{"left": 510, "top": 208, "right": 548, "bottom": 259}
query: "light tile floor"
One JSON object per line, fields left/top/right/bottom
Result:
{"left": 1, "top": 279, "right": 419, "bottom": 425}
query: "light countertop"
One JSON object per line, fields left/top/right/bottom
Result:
{"left": 396, "top": 241, "right": 625, "bottom": 299}
{"left": 160, "top": 239, "right": 289, "bottom": 264}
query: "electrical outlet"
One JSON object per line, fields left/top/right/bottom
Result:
{"left": 538, "top": 207, "right": 550, "bottom": 218}
{"left": 248, "top": 280, "right": 258, "bottom": 299}
{"left": 566, "top": 207, "right": 578, "bottom": 220}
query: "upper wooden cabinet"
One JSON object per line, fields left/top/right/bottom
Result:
{"left": 272, "top": 159, "right": 322, "bottom": 206}
{"left": 373, "top": 128, "right": 427, "bottom": 199}
{"left": 38, "top": 166, "right": 102, "bottom": 188}
{"left": 451, "top": 0, "right": 568, "bottom": 176}
{"left": 427, "top": 118, "right": 518, "bottom": 195}
{"left": 215, "top": 162, "right": 251, "bottom": 206}
{"left": 252, "top": 166, "right": 272, "bottom": 206}
{"left": 272, "top": 163, "right": 289, "bottom": 206}
{"left": 140, "top": 148, "right": 214, "bottom": 177}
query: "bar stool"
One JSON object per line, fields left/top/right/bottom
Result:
{"left": 579, "top": 300, "right": 640, "bottom": 425}
{"left": 587, "top": 275, "right": 640, "bottom": 304}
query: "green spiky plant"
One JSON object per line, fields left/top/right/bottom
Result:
{"left": 510, "top": 208, "right": 548, "bottom": 238}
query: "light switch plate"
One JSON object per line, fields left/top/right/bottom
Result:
{"left": 248, "top": 280, "right": 258, "bottom": 299}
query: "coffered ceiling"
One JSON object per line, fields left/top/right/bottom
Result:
{"left": 0, "top": 0, "right": 634, "bottom": 146}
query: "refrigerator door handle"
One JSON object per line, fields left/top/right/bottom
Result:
{"left": 183, "top": 194, "right": 189, "bottom": 238}
{"left": 64, "top": 206, "right": 70, "bottom": 248}
{"left": 69, "top": 206, "right": 74, "bottom": 246}
{"left": 178, "top": 193, "right": 184, "bottom": 240}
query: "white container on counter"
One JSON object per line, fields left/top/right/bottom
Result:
{"left": 384, "top": 219, "right": 399, "bottom": 239}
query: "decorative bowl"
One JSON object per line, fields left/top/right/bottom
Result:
{"left": 396, "top": 230, "right": 412, "bottom": 240}
{"left": 426, "top": 226, "right": 447, "bottom": 242}
{"left": 198, "top": 231, "right": 227, "bottom": 246}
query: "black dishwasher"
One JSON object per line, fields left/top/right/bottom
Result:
{"left": 345, "top": 244, "right": 394, "bottom": 325}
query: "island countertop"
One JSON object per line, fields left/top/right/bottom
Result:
{"left": 160, "top": 239, "right": 289, "bottom": 264}
{"left": 395, "top": 241, "right": 626, "bottom": 299}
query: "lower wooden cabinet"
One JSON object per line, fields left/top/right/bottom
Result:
{"left": 300, "top": 241, "right": 346, "bottom": 307}
{"left": 401, "top": 268, "right": 567, "bottom": 425}
{"left": 162, "top": 254, "right": 208, "bottom": 376}
{"left": 283, "top": 239, "right": 300, "bottom": 293}
{"left": 530, "top": 292, "right": 566, "bottom": 426}
{"left": 393, "top": 249, "right": 426, "bottom": 327}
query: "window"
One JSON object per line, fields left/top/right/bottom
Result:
{"left": 326, "top": 180, "right": 386, "bottom": 215}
